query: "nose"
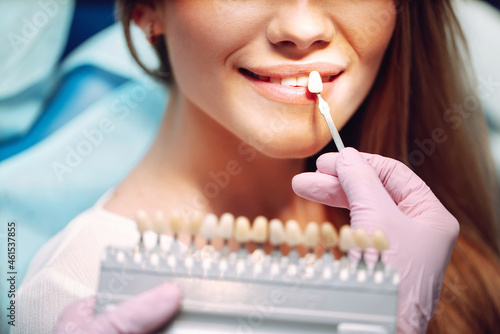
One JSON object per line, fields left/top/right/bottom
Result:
{"left": 267, "top": 1, "right": 335, "bottom": 54}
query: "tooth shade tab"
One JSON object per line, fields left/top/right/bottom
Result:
{"left": 252, "top": 216, "right": 268, "bottom": 243}
{"left": 187, "top": 212, "right": 203, "bottom": 235}
{"left": 152, "top": 210, "right": 166, "bottom": 234}
{"left": 373, "top": 230, "right": 390, "bottom": 252}
{"left": 304, "top": 222, "right": 319, "bottom": 248}
{"left": 339, "top": 225, "right": 355, "bottom": 252}
{"left": 242, "top": 68, "right": 333, "bottom": 87}
{"left": 353, "top": 228, "right": 371, "bottom": 250}
{"left": 235, "top": 216, "right": 252, "bottom": 243}
{"left": 217, "top": 212, "right": 235, "bottom": 239}
{"left": 199, "top": 213, "right": 218, "bottom": 240}
{"left": 321, "top": 223, "right": 338, "bottom": 248}
{"left": 135, "top": 210, "right": 151, "bottom": 234}
{"left": 269, "top": 219, "right": 285, "bottom": 246}
{"left": 308, "top": 71, "right": 323, "bottom": 93}
{"left": 169, "top": 210, "right": 184, "bottom": 234}
{"left": 285, "top": 219, "right": 303, "bottom": 247}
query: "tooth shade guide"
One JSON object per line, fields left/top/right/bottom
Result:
{"left": 269, "top": 219, "right": 285, "bottom": 246}
{"left": 339, "top": 225, "right": 355, "bottom": 252}
{"left": 217, "top": 212, "right": 235, "bottom": 240}
{"left": 130, "top": 211, "right": 364, "bottom": 261}
{"left": 169, "top": 209, "right": 184, "bottom": 235}
{"left": 304, "top": 222, "right": 319, "bottom": 249}
{"left": 373, "top": 230, "right": 390, "bottom": 252}
{"left": 308, "top": 71, "right": 323, "bottom": 93}
{"left": 135, "top": 210, "right": 151, "bottom": 234}
{"left": 252, "top": 216, "right": 268, "bottom": 243}
{"left": 353, "top": 228, "right": 371, "bottom": 251}
{"left": 152, "top": 210, "right": 166, "bottom": 235}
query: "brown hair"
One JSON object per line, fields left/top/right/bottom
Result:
{"left": 116, "top": 0, "right": 500, "bottom": 332}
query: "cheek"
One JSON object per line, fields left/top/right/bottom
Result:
{"left": 163, "top": 1, "right": 269, "bottom": 109}
{"left": 346, "top": 2, "right": 397, "bottom": 65}
{"left": 330, "top": 2, "right": 396, "bottom": 126}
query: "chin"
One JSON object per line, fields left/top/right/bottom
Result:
{"left": 253, "top": 133, "right": 331, "bottom": 159}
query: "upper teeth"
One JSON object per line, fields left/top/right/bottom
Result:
{"left": 267, "top": 75, "right": 330, "bottom": 87}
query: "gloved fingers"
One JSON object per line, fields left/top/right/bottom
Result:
{"left": 92, "top": 283, "right": 182, "bottom": 334}
{"left": 291, "top": 172, "right": 349, "bottom": 208}
{"left": 316, "top": 149, "right": 443, "bottom": 216}
{"left": 335, "top": 148, "right": 403, "bottom": 230}
{"left": 54, "top": 296, "right": 96, "bottom": 333}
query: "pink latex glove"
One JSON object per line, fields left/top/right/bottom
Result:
{"left": 292, "top": 148, "right": 459, "bottom": 334}
{"left": 54, "top": 283, "right": 181, "bottom": 334}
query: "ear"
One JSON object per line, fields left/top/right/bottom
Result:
{"left": 132, "top": 2, "right": 166, "bottom": 35}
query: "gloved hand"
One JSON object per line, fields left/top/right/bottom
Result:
{"left": 292, "top": 148, "right": 459, "bottom": 334}
{"left": 54, "top": 283, "right": 181, "bottom": 334}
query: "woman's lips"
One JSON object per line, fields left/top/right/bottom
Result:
{"left": 240, "top": 68, "right": 342, "bottom": 105}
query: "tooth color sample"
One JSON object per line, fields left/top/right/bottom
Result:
{"left": 308, "top": 71, "right": 323, "bottom": 93}
{"left": 218, "top": 212, "right": 235, "bottom": 239}
{"left": 339, "top": 225, "right": 355, "bottom": 252}
{"left": 152, "top": 210, "right": 166, "bottom": 234}
{"left": 187, "top": 212, "right": 203, "bottom": 235}
{"left": 321, "top": 223, "right": 338, "bottom": 248}
{"left": 269, "top": 219, "right": 285, "bottom": 246}
{"left": 169, "top": 210, "right": 184, "bottom": 234}
{"left": 235, "top": 216, "right": 252, "bottom": 243}
{"left": 135, "top": 210, "right": 151, "bottom": 234}
{"left": 304, "top": 222, "right": 319, "bottom": 248}
{"left": 353, "top": 228, "right": 371, "bottom": 250}
{"left": 285, "top": 220, "right": 303, "bottom": 247}
{"left": 252, "top": 216, "right": 268, "bottom": 243}
{"left": 200, "top": 213, "right": 218, "bottom": 240}
{"left": 373, "top": 230, "right": 390, "bottom": 252}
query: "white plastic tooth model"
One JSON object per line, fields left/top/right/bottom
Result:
{"left": 321, "top": 222, "right": 338, "bottom": 253}
{"left": 186, "top": 212, "right": 203, "bottom": 238}
{"left": 304, "top": 222, "right": 319, "bottom": 254}
{"left": 269, "top": 219, "right": 285, "bottom": 256}
{"left": 217, "top": 212, "right": 235, "bottom": 256}
{"left": 152, "top": 210, "right": 165, "bottom": 234}
{"left": 168, "top": 210, "right": 184, "bottom": 253}
{"left": 152, "top": 210, "right": 166, "bottom": 248}
{"left": 184, "top": 212, "right": 203, "bottom": 253}
{"left": 372, "top": 229, "right": 390, "bottom": 271}
{"left": 353, "top": 228, "right": 371, "bottom": 272}
{"left": 338, "top": 225, "right": 356, "bottom": 267}
{"left": 135, "top": 210, "right": 151, "bottom": 248}
{"left": 338, "top": 225, "right": 355, "bottom": 278}
{"left": 235, "top": 216, "right": 252, "bottom": 257}
{"left": 199, "top": 213, "right": 218, "bottom": 244}
{"left": 169, "top": 210, "right": 184, "bottom": 237}
{"left": 250, "top": 216, "right": 268, "bottom": 264}
{"left": 285, "top": 219, "right": 303, "bottom": 261}
{"left": 199, "top": 213, "right": 219, "bottom": 260}
{"left": 372, "top": 230, "right": 389, "bottom": 252}
{"left": 353, "top": 228, "right": 371, "bottom": 251}
{"left": 217, "top": 212, "right": 235, "bottom": 240}
{"left": 252, "top": 216, "right": 268, "bottom": 244}
{"left": 303, "top": 222, "right": 320, "bottom": 268}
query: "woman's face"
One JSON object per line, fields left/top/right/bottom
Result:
{"left": 157, "top": 0, "right": 396, "bottom": 158}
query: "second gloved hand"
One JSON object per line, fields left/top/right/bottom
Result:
{"left": 292, "top": 148, "right": 460, "bottom": 334}
{"left": 54, "top": 283, "right": 181, "bottom": 334}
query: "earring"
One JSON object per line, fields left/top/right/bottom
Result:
{"left": 144, "top": 21, "right": 159, "bottom": 45}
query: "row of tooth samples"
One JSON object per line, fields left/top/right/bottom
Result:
{"left": 134, "top": 210, "right": 390, "bottom": 267}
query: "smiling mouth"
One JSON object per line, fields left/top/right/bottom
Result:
{"left": 239, "top": 68, "right": 341, "bottom": 87}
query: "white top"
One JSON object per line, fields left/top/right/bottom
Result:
{"left": 12, "top": 192, "right": 139, "bottom": 334}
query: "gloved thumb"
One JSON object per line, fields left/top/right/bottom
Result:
{"left": 91, "top": 283, "right": 181, "bottom": 333}
{"left": 335, "top": 148, "right": 403, "bottom": 230}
